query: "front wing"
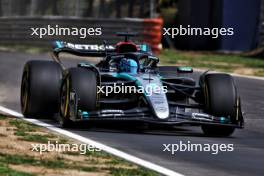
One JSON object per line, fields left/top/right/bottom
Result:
{"left": 73, "top": 107, "right": 244, "bottom": 128}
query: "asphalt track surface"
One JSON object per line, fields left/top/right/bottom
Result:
{"left": 0, "top": 51, "right": 264, "bottom": 176}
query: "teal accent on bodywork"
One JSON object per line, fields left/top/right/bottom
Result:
{"left": 141, "top": 44, "right": 147, "bottom": 52}
{"left": 79, "top": 62, "right": 93, "bottom": 67}
{"left": 113, "top": 73, "right": 145, "bottom": 95}
{"left": 179, "top": 67, "right": 192, "bottom": 71}
{"left": 82, "top": 111, "right": 89, "bottom": 119}
{"left": 178, "top": 66, "right": 193, "bottom": 72}
{"left": 55, "top": 41, "right": 63, "bottom": 49}
{"left": 113, "top": 73, "right": 139, "bottom": 85}
{"left": 113, "top": 73, "right": 166, "bottom": 97}
{"left": 220, "top": 117, "right": 227, "bottom": 123}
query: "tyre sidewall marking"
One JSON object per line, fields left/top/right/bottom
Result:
{"left": 204, "top": 82, "right": 210, "bottom": 111}
{"left": 236, "top": 98, "right": 239, "bottom": 121}
{"left": 96, "top": 73, "right": 101, "bottom": 107}
{"left": 22, "top": 66, "right": 29, "bottom": 114}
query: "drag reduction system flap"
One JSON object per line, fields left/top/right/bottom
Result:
{"left": 52, "top": 41, "right": 152, "bottom": 57}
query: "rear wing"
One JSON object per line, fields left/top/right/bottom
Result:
{"left": 52, "top": 41, "right": 152, "bottom": 57}
{"left": 52, "top": 41, "right": 115, "bottom": 57}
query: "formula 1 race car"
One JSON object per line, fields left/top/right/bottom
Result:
{"left": 20, "top": 33, "right": 244, "bottom": 136}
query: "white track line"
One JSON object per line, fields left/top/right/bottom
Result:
{"left": 0, "top": 105, "right": 184, "bottom": 176}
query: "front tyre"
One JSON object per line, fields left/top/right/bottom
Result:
{"left": 59, "top": 68, "right": 98, "bottom": 128}
{"left": 200, "top": 73, "right": 240, "bottom": 137}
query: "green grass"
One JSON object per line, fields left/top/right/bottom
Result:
{"left": 159, "top": 49, "right": 264, "bottom": 76}
{"left": 9, "top": 119, "right": 38, "bottom": 132}
{"left": 2, "top": 117, "right": 158, "bottom": 175}
{"left": 20, "top": 134, "right": 51, "bottom": 143}
{"left": 105, "top": 157, "right": 133, "bottom": 167}
{"left": 57, "top": 137, "right": 69, "bottom": 144}
{"left": 9, "top": 119, "right": 56, "bottom": 143}
{"left": 85, "top": 150, "right": 158, "bottom": 175}
{"left": 14, "top": 130, "right": 27, "bottom": 136}
{"left": 0, "top": 153, "right": 36, "bottom": 166}
{"left": 85, "top": 149, "right": 112, "bottom": 158}
{"left": 0, "top": 152, "right": 99, "bottom": 172}
{"left": 0, "top": 164, "right": 35, "bottom": 176}
{"left": 109, "top": 167, "right": 158, "bottom": 176}
{"left": 0, "top": 114, "right": 7, "bottom": 120}
{"left": 0, "top": 152, "right": 66, "bottom": 169}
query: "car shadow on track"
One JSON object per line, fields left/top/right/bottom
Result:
{"left": 67, "top": 121, "right": 230, "bottom": 138}
{"left": 38, "top": 118, "right": 236, "bottom": 138}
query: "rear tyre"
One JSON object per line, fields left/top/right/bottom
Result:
{"left": 59, "top": 68, "right": 98, "bottom": 128}
{"left": 21, "top": 60, "right": 62, "bottom": 118}
{"left": 200, "top": 73, "right": 239, "bottom": 137}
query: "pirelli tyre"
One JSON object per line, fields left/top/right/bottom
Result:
{"left": 200, "top": 73, "right": 240, "bottom": 137}
{"left": 59, "top": 68, "right": 98, "bottom": 128}
{"left": 21, "top": 60, "right": 62, "bottom": 118}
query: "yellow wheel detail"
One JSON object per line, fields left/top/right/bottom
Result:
{"left": 64, "top": 77, "right": 70, "bottom": 117}
{"left": 21, "top": 66, "right": 29, "bottom": 114}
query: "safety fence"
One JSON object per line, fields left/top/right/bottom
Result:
{"left": 0, "top": 17, "right": 163, "bottom": 53}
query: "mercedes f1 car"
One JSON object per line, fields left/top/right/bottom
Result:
{"left": 20, "top": 33, "right": 244, "bottom": 136}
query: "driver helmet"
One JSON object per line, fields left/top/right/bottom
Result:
{"left": 119, "top": 58, "right": 138, "bottom": 74}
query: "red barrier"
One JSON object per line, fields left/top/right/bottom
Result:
{"left": 143, "top": 18, "right": 163, "bottom": 54}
